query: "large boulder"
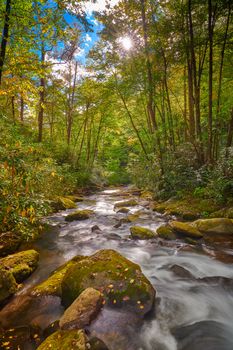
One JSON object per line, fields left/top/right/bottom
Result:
{"left": 0, "top": 265, "right": 17, "bottom": 304}
{"left": 0, "top": 232, "right": 22, "bottom": 257}
{"left": 130, "top": 226, "right": 156, "bottom": 239}
{"left": 0, "top": 249, "right": 39, "bottom": 283}
{"left": 65, "top": 210, "right": 94, "bottom": 222}
{"left": 59, "top": 288, "right": 103, "bottom": 330}
{"left": 31, "top": 256, "right": 85, "bottom": 297}
{"left": 37, "top": 330, "right": 108, "bottom": 350}
{"left": 37, "top": 329, "right": 87, "bottom": 350}
{"left": 193, "top": 218, "right": 233, "bottom": 235}
{"left": 170, "top": 221, "right": 203, "bottom": 239}
{"left": 51, "top": 196, "right": 76, "bottom": 211}
{"left": 61, "top": 249, "right": 155, "bottom": 317}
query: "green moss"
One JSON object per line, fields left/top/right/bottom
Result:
{"left": 170, "top": 221, "right": 203, "bottom": 238}
{"left": 0, "top": 250, "right": 39, "bottom": 283}
{"left": 51, "top": 196, "right": 76, "bottom": 211}
{"left": 31, "top": 256, "right": 85, "bottom": 297}
{"left": 157, "top": 225, "right": 176, "bottom": 240}
{"left": 194, "top": 218, "right": 233, "bottom": 235}
{"left": 0, "top": 265, "right": 17, "bottom": 303}
{"left": 61, "top": 249, "right": 155, "bottom": 316}
{"left": 130, "top": 226, "right": 155, "bottom": 239}
{"left": 37, "top": 330, "right": 87, "bottom": 350}
{"left": 0, "top": 232, "right": 22, "bottom": 257}
{"left": 153, "top": 197, "right": 220, "bottom": 219}
{"left": 65, "top": 195, "right": 84, "bottom": 202}
{"left": 210, "top": 207, "right": 233, "bottom": 219}
{"left": 114, "top": 199, "right": 138, "bottom": 208}
{"left": 116, "top": 207, "right": 130, "bottom": 214}
{"left": 65, "top": 210, "right": 94, "bottom": 222}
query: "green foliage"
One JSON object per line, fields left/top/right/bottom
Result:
{"left": 0, "top": 119, "right": 82, "bottom": 239}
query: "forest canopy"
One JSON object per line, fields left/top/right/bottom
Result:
{"left": 0, "top": 0, "right": 233, "bottom": 236}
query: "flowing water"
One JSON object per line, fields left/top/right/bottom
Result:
{"left": 1, "top": 187, "right": 233, "bottom": 350}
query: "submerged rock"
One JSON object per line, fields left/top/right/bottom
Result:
{"left": 65, "top": 210, "right": 94, "bottom": 222}
{"left": 193, "top": 218, "right": 233, "bottom": 235}
{"left": 0, "top": 249, "right": 39, "bottom": 283}
{"left": 114, "top": 199, "right": 138, "bottom": 208}
{"left": 157, "top": 225, "right": 176, "bottom": 240}
{"left": 0, "top": 265, "right": 17, "bottom": 304}
{"left": 0, "top": 231, "right": 22, "bottom": 257}
{"left": 130, "top": 226, "right": 156, "bottom": 239}
{"left": 61, "top": 249, "right": 155, "bottom": 317}
{"left": 60, "top": 288, "right": 103, "bottom": 330}
{"left": 170, "top": 221, "right": 203, "bottom": 239}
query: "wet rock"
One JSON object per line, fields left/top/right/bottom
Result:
{"left": 0, "top": 293, "right": 63, "bottom": 329}
{"left": 169, "top": 265, "right": 194, "bottom": 279}
{"left": 37, "top": 329, "right": 87, "bottom": 350}
{"left": 0, "top": 265, "right": 17, "bottom": 304}
{"left": 116, "top": 207, "right": 130, "bottom": 214}
{"left": 31, "top": 256, "right": 85, "bottom": 297}
{"left": 61, "top": 249, "right": 155, "bottom": 317}
{"left": 91, "top": 225, "right": 102, "bottom": 233}
{"left": 193, "top": 218, "right": 233, "bottom": 235}
{"left": 65, "top": 210, "right": 94, "bottom": 222}
{"left": 0, "top": 249, "right": 39, "bottom": 283}
{"left": 51, "top": 196, "right": 76, "bottom": 211}
{"left": 173, "top": 320, "right": 233, "bottom": 350}
{"left": 157, "top": 225, "right": 176, "bottom": 240}
{"left": 113, "top": 220, "right": 122, "bottom": 228}
{"left": 130, "top": 226, "right": 156, "bottom": 239}
{"left": 88, "top": 336, "right": 109, "bottom": 350}
{"left": 170, "top": 221, "right": 203, "bottom": 239}
{"left": 196, "top": 276, "right": 233, "bottom": 291}
{"left": 0, "top": 231, "right": 22, "bottom": 257}
{"left": 60, "top": 288, "right": 103, "bottom": 330}
{"left": 114, "top": 199, "right": 138, "bottom": 209}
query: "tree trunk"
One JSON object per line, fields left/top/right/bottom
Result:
{"left": 20, "top": 95, "right": 24, "bottom": 122}
{"left": 67, "top": 61, "right": 78, "bottom": 145}
{"left": 207, "top": 0, "right": 213, "bottom": 162}
{"left": 38, "top": 47, "right": 45, "bottom": 142}
{"left": 0, "top": 0, "right": 11, "bottom": 85}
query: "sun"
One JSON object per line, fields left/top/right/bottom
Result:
{"left": 119, "top": 36, "right": 133, "bottom": 51}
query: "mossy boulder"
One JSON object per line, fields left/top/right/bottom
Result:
{"left": 65, "top": 210, "right": 94, "bottom": 222}
{"left": 59, "top": 288, "right": 103, "bottom": 330}
{"left": 157, "top": 225, "right": 176, "bottom": 240}
{"left": 51, "top": 196, "right": 76, "bottom": 211}
{"left": 114, "top": 199, "right": 138, "bottom": 209}
{"left": 130, "top": 226, "right": 156, "bottom": 239}
{"left": 170, "top": 221, "right": 203, "bottom": 239}
{"left": 0, "top": 265, "right": 17, "bottom": 304}
{"left": 0, "top": 232, "right": 22, "bottom": 257}
{"left": 116, "top": 207, "right": 130, "bottom": 214}
{"left": 37, "top": 329, "right": 87, "bottom": 350}
{"left": 61, "top": 249, "right": 155, "bottom": 317}
{"left": 0, "top": 250, "right": 39, "bottom": 283}
{"left": 193, "top": 218, "right": 233, "bottom": 235}
{"left": 65, "top": 195, "right": 84, "bottom": 202}
{"left": 31, "top": 256, "right": 85, "bottom": 297}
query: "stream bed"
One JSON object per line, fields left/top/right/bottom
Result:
{"left": 1, "top": 187, "right": 233, "bottom": 350}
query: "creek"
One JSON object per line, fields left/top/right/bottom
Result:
{"left": 0, "top": 187, "right": 233, "bottom": 350}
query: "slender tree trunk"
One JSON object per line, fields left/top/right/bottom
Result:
{"left": 208, "top": 0, "right": 213, "bottom": 162}
{"left": 226, "top": 108, "right": 233, "bottom": 150}
{"left": 183, "top": 65, "right": 188, "bottom": 140}
{"left": 11, "top": 95, "right": 15, "bottom": 122}
{"left": 67, "top": 61, "right": 78, "bottom": 145}
{"left": 0, "top": 0, "right": 11, "bottom": 85}
{"left": 20, "top": 95, "right": 24, "bottom": 122}
{"left": 76, "top": 103, "right": 89, "bottom": 166}
{"left": 214, "top": 3, "right": 231, "bottom": 159}
{"left": 38, "top": 47, "right": 45, "bottom": 142}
